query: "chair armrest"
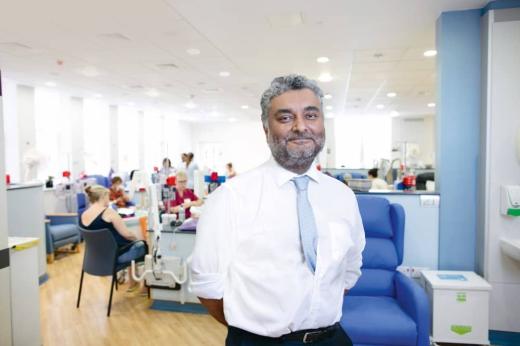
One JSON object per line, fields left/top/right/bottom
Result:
{"left": 395, "top": 272, "right": 431, "bottom": 346}
{"left": 46, "top": 213, "right": 79, "bottom": 226}
{"left": 44, "top": 222, "right": 54, "bottom": 254}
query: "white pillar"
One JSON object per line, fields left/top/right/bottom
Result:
{"left": 109, "top": 105, "right": 119, "bottom": 172}
{"left": 70, "top": 97, "right": 84, "bottom": 178}
{"left": 0, "top": 71, "right": 14, "bottom": 346}
{"left": 138, "top": 110, "right": 145, "bottom": 170}
{"left": 16, "top": 85, "right": 36, "bottom": 182}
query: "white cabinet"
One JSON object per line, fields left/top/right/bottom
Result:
{"left": 422, "top": 271, "right": 491, "bottom": 345}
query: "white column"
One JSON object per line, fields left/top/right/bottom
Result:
{"left": 16, "top": 85, "right": 36, "bottom": 182}
{"left": 109, "top": 105, "right": 119, "bottom": 172}
{"left": 70, "top": 97, "right": 84, "bottom": 178}
{"left": 0, "top": 71, "right": 14, "bottom": 346}
{"left": 138, "top": 110, "right": 145, "bottom": 170}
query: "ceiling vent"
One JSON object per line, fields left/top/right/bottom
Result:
{"left": 267, "top": 12, "right": 304, "bottom": 29}
{"left": 156, "top": 63, "right": 178, "bottom": 70}
{"left": 97, "top": 33, "right": 131, "bottom": 41}
{"left": 0, "top": 42, "right": 32, "bottom": 50}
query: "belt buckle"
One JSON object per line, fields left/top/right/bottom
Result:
{"left": 302, "top": 330, "right": 322, "bottom": 343}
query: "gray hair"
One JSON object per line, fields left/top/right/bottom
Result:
{"left": 260, "top": 74, "right": 324, "bottom": 127}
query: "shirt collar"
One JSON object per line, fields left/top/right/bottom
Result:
{"left": 267, "top": 156, "right": 321, "bottom": 187}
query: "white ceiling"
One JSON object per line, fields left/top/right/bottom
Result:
{"left": 0, "top": 0, "right": 487, "bottom": 122}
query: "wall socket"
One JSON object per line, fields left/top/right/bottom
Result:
{"left": 397, "top": 266, "right": 429, "bottom": 279}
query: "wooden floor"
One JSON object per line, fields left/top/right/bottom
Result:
{"left": 40, "top": 244, "right": 227, "bottom": 346}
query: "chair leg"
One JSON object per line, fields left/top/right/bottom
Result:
{"left": 115, "top": 275, "right": 118, "bottom": 291}
{"left": 76, "top": 270, "right": 84, "bottom": 308}
{"left": 47, "top": 253, "right": 55, "bottom": 264}
{"left": 107, "top": 274, "right": 116, "bottom": 317}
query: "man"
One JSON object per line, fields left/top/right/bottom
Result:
{"left": 190, "top": 75, "right": 365, "bottom": 345}
{"left": 367, "top": 168, "right": 389, "bottom": 190}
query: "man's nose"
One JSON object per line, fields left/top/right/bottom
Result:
{"left": 291, "top": 114, "right": 307, "bottom": 133}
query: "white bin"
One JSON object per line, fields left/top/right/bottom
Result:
{"left": 421, "top": 270, "right": 492, "bottom": 345}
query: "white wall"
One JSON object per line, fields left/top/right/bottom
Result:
{"left": 70, "top": 97, "right": 84, "bottom": 177}
{"left": 480, "top": 8, "right": 520, "bottom": 332}
{"left": 0, "top": 72, "right": 13, "bottom": 345}
{"left": 3, "top": 79, "right": 19, "bottom": 182}
{"left": 190, "top": 120, "right": 270, "bottom": 174}
{"left": 16, "top": 85, "right": 36, "bottom": 181}
{"left": 392, "top": 115, "right": 435, "bottom": 167}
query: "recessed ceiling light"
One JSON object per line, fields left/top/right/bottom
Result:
{"left": 427, "top": 102, "right": 436, "bottom": 108}
{"left": 324, "top": 94, "right": 332, "bottom": 99}
{"left": 317, "top": 56, "right": 329, "bottom": 63}
{"left": 185, "top": 101, "right": 197, "bottom": 109}
{"left": 241, "top": 105, "right": 249, "bottom": 109}
{"left": 210, "top": 111, "right": 220, "bottom": 117}
{"left": 376, "top": 104, "right": 385, "bottom": 110}
{"left": 390, "top": 111, "right": 400, "bottom": 117}
{"left": 145, "top": 89, "right": 160, "bottom": 98}
{"left": 80, "top": 66, "right": 100, "bottom": 77}
{"left": 325, "top": 105, "right": 333, "bottom": 110}
{"left": 219, "top": 71, "right": 230, "bottom": 77}
{"left": 228, "top": 117, "right": 237, "bottom": 123}
{"left": 94, "top": 93, "right": 103, "bottom": 98}
{"left": 127, "top": 102, "right": 135, "bottom": 107}
{"left": 318, "top": 73, "right": 333, "bottom": 82}
{"left": 387, "top": 92, "right": 397, "bottom": 98}
{"left": 424, "top": 50, "right": 437, "bottom": 57}
{"left": 45, "top": 81, "right": 56, "bottom": 87}
{"left": 186, "top": 48, "right": 201, "bottom": 55}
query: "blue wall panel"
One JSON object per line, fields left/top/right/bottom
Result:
{"left": 436, "top": 10, "right": 481, "bottom": 270}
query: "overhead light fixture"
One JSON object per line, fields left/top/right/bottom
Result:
{"left": 376, "top": 104, "right": 385, "bottom": 110}
{"left": 424, "top": 50, "right": 437, "bottom": 57}
{"left": 427, "top": 102, "right": 436, "bottom": 108}
{"left": 387, "top": 92, "right": 397, "bottom": 98}
{"left": 326, "top": 105, "right": 333, "bottom": 110}
{"left": 324, "top": 94, "right": 332, "bottom": 99}
{"left": 80, "top": 66, "right": 100, "bottom": 77}
{"left": 219, "top": 71, "right": 230, "bottom": 77}
{"left": 94, "top": 93, "right": 103, "bottom": 98}
{"left": 145, "top": 89, "right": 160, "bottom": 98}
{"left": 185, "top": 101, "right": 197, "bottom": 109}
{"left": 127, "top": 102, "right": 135, "bottom": 107}
{"left": 228, "top": 117, "right": 237, "bottom": 123}
{"left": 241, "top": 105, "right": 249, "bottom": 109}
{"left": 210, "top": 111, "right": 220, "bottom": 117}
{"left": 186, "top": 48, "right": 201, "bottom": 55}
{"left": 318, "top": 73, "right": 333, "bottom": 82}
{"left": 390, "top": 111, "right": 400, "bottom": 117}
{"left": 45, "top": 81, "right": 56, "bottom": 87}
{"left": 317, "top": 56, "right": 329, "bottom": 63}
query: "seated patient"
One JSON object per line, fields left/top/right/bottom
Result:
{"left": 169, "top": 171, "right": 203, "bottom": 219}
{"left": 109, "top": 176, "right": 130, "bottom": 208}
{"left": 80, "top": 185, "right": 146, "bottom": 291}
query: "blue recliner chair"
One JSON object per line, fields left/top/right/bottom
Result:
{"left": 341, "top": 196, "right": 430, "bottom": 346}
{"left": 45, "top": 213, "right": 81, "bottom": 263}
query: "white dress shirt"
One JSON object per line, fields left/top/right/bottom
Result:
{"left": 189, "top": 158, "right": 365, "bottom": 337}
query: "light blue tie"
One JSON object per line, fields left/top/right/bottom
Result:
{"left": 292, "top": 175, "right": 318, "bottom": 273}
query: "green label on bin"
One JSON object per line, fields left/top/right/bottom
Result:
{"left": 507, "top": 208, "right": 520, "bottom": 216}
{"left": 451, "top": 325, "right": 472, "bottom": 335}
{"left": 456, "top": 292, "right": 466, "bottom": 302}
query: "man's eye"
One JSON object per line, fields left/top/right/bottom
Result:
{"left": 306, "top": 113, "right": 319, "bottom": 119}
{"left": 278, "top": 115, "right": 292, "bottom": 122}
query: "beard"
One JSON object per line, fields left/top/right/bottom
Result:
{"left": 267, "top": 130, "right": 325, "bottom": 174}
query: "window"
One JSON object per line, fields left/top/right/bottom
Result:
{"left": 118, "top": 106, "right": 140, "bottom": 172}
{"left": 334, "top": 115, "right": 391, "bottom": 168}
{"left": 83, "top": 99, "right": 110, "bottom": 175}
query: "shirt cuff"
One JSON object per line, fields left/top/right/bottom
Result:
{"left": 343, "top": 269, "right": 362, "bottom": 290}
{"left": 189, "top": 272, "right": 225, "bottom": 299}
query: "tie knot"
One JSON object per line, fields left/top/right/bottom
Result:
{"left": 292, "top": 175, "right": 310, "bottom": 191}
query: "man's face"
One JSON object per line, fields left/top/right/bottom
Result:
{"left": 265, "top": 88, "right": 325, "bottom": 173}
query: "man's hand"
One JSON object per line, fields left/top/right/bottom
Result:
{"left": 198, "top": 297, "right": 227, "bottom": 326}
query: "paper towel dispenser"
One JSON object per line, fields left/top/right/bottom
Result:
{"left": 501, "top": 185, "right": 520, "bottom": 216}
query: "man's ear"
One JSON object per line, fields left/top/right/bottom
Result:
{"left": 263, "top": 125, "right": 269, "bottom": 139}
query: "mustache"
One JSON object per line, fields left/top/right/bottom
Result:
{"left": 286, "top": 134, "right": 317, "bottom": 141}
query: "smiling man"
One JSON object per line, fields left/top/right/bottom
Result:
{"left": 190, "top": 75, "right": 365, "bottom": 346}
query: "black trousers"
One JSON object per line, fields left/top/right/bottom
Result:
{"left": 225, "top": 324, "right": 353, "bottom": 346}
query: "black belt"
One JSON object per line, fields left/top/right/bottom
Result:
{"left": 229, "top": 323, "right": 340, "bottom": 344}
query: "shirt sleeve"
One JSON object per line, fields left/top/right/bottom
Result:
{"left": 189, "top": 185, "right": 237, "bottom": 299}
{"left": 344, "top": 196, "right": 366, "bottom": 290}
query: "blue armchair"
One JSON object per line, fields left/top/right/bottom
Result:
{"left": 45, "top": 213, "right": 81, "bottom": 263}
{"left": 341, "top": 195, "right": 430, "bottom": 346}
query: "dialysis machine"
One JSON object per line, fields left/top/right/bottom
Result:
{"left": 130, "top": 171, "right": 199, "bottom": 304}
